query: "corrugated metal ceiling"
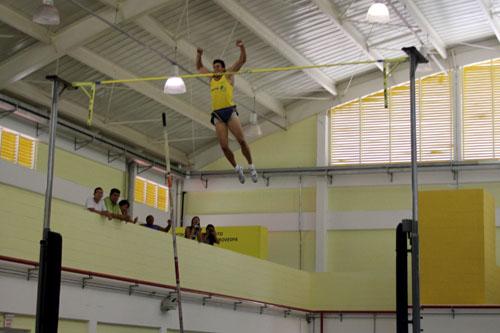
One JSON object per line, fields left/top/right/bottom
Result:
{"left": 1, "top": 0, "right": 106, "bottom": 33}
{"left": 0, "top": 22, "right": 38, "bottom": 63}
{"left": 0, "top": 0, "right": 498, "bottom": 159}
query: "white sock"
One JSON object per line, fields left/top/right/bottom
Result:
{"left": 249, "top": 164, "right": 255, "bottom": 169}
{"left": 235, "top": 165, "right": 241, "bottom": 171}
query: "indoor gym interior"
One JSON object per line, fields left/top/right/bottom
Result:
{"left": 1, "top": 1, "right": 500, "bottom": 333}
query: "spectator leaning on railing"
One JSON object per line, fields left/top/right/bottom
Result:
{"left": 85, "top": 187, "right": 110, "bottom": 218}
{"left": 140, "top": 215, "right": 171, "bottom": 232}
{"left": 104, "top": 188, "right": 122, "bottom": 219}
{"left": 118, "top": 199, "right": 139, "bottom": 223}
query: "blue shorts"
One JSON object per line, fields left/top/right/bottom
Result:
{"left": 211, "top": 106, "right": 239, "bottom": 125}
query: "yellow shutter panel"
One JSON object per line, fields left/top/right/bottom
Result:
{"left": 360, "top": 91, "right": 390, "bottom": 163}
{"left": 145, "top": 182, "right": 156, "bottom": 207}
{"left": 494, "top": 60, "right": 500, "bottom": 156}
{"left": 0, "top": 130, "right": 17, "bottom": 162}
{"left": 419, "top": 72, "right": 453, "bottom": 161}
{"left": 330, "top": 99, "right": 360, "bottom": 165}
{"left": 389, "top": 83, "right": 412, "bottom": 163}
{"left": 330, "top": 72, "right": 452, "bottom": 165}
{"left": 157, "top": 186, "right": 168, "bottom": 211}
{"left": 462, "top": 60, "right": 495, "bottom": 159}
{"left": 18, "top": 136, "right": 35, "bottom": 168}
{"left": 134, "top": 178, "right": 145, "bottom": 203}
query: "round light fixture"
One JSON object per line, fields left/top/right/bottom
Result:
{"left": 33, "top": 0, "right": 61, "bottom": 26}
{"left": 164, "top": 65, "right": 186, "bottom": 95}
{"left": 366, "top": 2, "right": 390, "bottom": 24}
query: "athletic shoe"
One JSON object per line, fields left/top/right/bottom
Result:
{"left": 249, "top": 165, "right": 258, "bottom": 183}
{"left": 235, "top": 165, "right": 245, "bottom": 184}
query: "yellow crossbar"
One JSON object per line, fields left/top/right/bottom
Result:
{"left": 72, "top": 57, "right": 407, "bottom": 87}
{"left": 74, "top": 56, "right": 408, "bottom": 126}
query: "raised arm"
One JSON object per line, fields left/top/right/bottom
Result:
{"left": 228, "top": 40, "right": 246, "bottom": 73}
{"left": 163, "top": 219, "right": 172, "bottom": 233}
{"left": 196, "top": 48, "right": 210, "bottom": 74}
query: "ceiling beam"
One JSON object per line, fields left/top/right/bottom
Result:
{"left": 212, "top": 0, "right": 337, "bottom": 96}
{"left": 398, "top": 0, "right": 448, "bottom": 59}
{"left": 386, "top": 0, "right": 447, "bottom": 72}
{"left": 6, "top": 81, "right": 188, "bottom": 164}
{"left": 0, "top": 3, "right": 52, "bottom": 43}
{"left": 135, "top": 15, "right": 285, "bottom": 117}
{"left": 477, "top": 0, "right": 500, "bottom": 43}
{"left": 0, "top": 2, "right": 212, "bottom": 132}
{"left": 69, "top": 47, "right": 213, "bottom": 131}
{"left": 0, "top": 0, "right": 168, "bottom": 89}
{"left": 311, "top": 0, "right": 384, "bottom": 71}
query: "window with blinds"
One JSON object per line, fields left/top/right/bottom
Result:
{"left": 330, "top": 72, "right": 453, "bottom": 165}
{"left": 462, "top": 59, "right": 500, "bottom": 160}
{"left": 134, "top": 176, "right": 169, "bottom": 212}
{"left": 0, "top": 127, "right": 36, "bottom": 169}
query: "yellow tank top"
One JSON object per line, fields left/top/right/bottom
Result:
{"left": 210, "top": 75, "right": 235, "bottom": 111}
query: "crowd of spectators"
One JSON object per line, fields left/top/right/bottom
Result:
{"left": 85, "top": 187, "right": 219, "bottom": 246}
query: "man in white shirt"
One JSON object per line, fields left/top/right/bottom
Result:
{"left": 85, "top": 187, "right": 109, "bottom": 217}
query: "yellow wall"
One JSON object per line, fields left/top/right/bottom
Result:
{"left": 420, "top": 189, "right": 500, "bottom": 304}
{"left": 0, "top": 314, "right": 87, "bottom": 333}
{"left": 329, "top": 185, "right": 412, "bottom": 211}
{"left": 328, "top": 230, "right": 394, "bottom": 274}
{"left": 3, "top": 182, "right": 500, "bottom": 310}
{"left": 310, "top": 230, "right": 396, "bottom": 311}
{"left": 37, "top": 143, "right": 125, "bottom": 192}
{"left": 268, "top": 231, "right": 316, "bottom": 272}
{"left": 175, "top": 226, "right": 268, "bottom": 259}
{"left": 312, "top": 272, "right": 396, "bottom": 311}
{"left": 0, "top": 183, "right": 312, "bottom": 310}
{"left": 185, "top": 186, "right": 317, "bottom": 272}
{"left": 214, "top": 226, "right": 268, "bottom": 259}
{"left": 203, "top": 116, "right": 317, "bottom": 170}
{"left": 329, "top": 182, "right": 500, "bottom": 212}
{"left": 97, "top": 323, "right": 159, "bottom": 333}
{"left": 186, "top": 187, "right": 316, "bottom": 215}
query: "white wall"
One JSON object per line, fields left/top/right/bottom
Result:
{"left": 3, "top": 272, "right": 499, "bottom": 333}
{"left": 319, "top": 311, "right": 500, "bottom": 333}
{"left": 0, "top": 274, "right": 307, "bottom": 333}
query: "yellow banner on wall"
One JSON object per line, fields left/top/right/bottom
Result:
{"left": 175, "top": 226, "right": 268, "bottom": 259}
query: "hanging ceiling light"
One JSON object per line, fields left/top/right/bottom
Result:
{"left": 33, "top": 0, "right": 61, "bottom": 26}
{"left": 164, "top": 65, "right": 186, "bottom": 95}
{"left": 366, "top": 1, "right": 390, "bottom": 24}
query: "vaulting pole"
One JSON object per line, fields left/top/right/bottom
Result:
{"left": 163, "top": 113, "right": 184, "bottom": 332}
